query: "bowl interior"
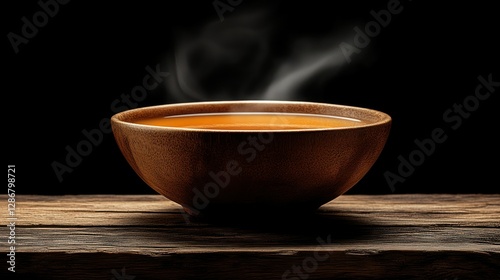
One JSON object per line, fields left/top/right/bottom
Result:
{"left": 112, "top": 100, "right": 391, "bottom": 131}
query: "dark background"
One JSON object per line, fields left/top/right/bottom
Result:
{"left": 5, "top": 0, "right": 499, "bottom": 195}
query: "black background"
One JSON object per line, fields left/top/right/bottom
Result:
{"left": 5, "top": 0, "right": 499, "bottom": 195}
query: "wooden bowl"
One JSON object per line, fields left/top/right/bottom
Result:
{"left": 111, "top": 101, "right": 391, "bottom": 216}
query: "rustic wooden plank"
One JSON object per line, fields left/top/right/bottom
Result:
{"left": 10, "top": 194, "right": 500, "bottom": 227}
{"left": 4, "top": 194, "right": 500, "bottom": 252}
{"left": 1, "top": 194, "right": 499, "bottom": 279}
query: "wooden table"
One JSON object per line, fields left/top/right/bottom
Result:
{"left": 2, "top": 194, "right": 499, "bottom": 279}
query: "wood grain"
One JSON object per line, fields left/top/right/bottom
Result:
{"left": 1, "top": 194, "right": 499, "bottom": 279}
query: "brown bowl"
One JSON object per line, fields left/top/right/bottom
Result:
{"left": 111, "top": 101, "right": 391, "bottom": 216}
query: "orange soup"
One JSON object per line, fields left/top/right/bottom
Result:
{"left": 133, "top": 112, "right": 366, "bottom": 130}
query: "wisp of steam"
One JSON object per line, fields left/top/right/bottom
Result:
{"left": 165, "top": 8, "right": 349, "bottom": 102}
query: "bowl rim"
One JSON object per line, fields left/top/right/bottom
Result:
{"left": 111, "top": 100, "right": 392, "bottom": 132}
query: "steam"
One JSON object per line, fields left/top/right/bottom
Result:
{"left": 259, "top": 42, "right": 345, "bottom": 100}
{"left": 165, "top": 9, "right": 348, "bottom": 102}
